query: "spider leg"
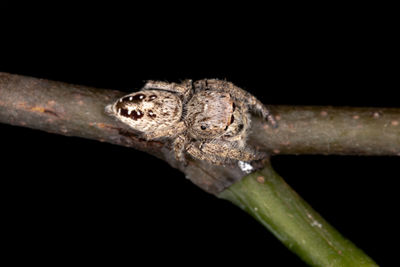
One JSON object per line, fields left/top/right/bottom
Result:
{"left": 194, "top": 79, "right": 277, "bottom": 127}
{"left": 141, "top": 121, "right": 186, "bottom": 140}
{"left": 172, "top": 133, "right": 189, "bottom": 164}
{"left": 187, "top": 140, "right": 266, "bottom": 165}
{"left": 143, "top": 80, "right": 193, "bottom": 103}
{"left": 186, "top": 143, "right": 233, "bottom": 166}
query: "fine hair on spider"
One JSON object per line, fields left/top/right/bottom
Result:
{"left": 106, "top": 79, "right": 277, "bottom": 165}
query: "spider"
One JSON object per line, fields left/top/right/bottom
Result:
{"left": 105, "top": 79, "right": 277, "bottom": 165}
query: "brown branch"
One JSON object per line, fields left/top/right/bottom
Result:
{"left": 251, "top": 106, "right": 400, "bottom": 156}
{"left": 1, "top": 72, "right": 399, "bottom": 194}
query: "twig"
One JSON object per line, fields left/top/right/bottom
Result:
{"left": 0, "top": 72, "right": 389, "bottom": 266}
{"left": 1, "top": 72, "right": 399, "bottom": 194}
{"left": 251, "top": 106, "right": 400, "bottom": 156}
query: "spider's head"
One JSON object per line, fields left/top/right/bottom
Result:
{"left": 107, "top": 93, "right": 147, "bottom": 120}
{"left": 105, "top": 90, "right": 183, "bottom": 133}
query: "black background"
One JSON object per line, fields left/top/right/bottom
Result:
{"left": 1, "top": 3, "right": 399, "bottom": 266}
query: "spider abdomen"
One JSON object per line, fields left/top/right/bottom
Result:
{"left": 187, "top": 91, "right": 236, "bottom": 138}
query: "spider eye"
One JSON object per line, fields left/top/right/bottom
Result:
{"left": 201, "top": 125, "right": 207, "bottom": 130}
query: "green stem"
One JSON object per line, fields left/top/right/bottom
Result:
{"left": 219, "top": 162, "right": 378, "bottom": 267}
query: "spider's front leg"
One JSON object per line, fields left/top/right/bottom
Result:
{"left": 186, "top": 140, "right": 267, "bottom": 166}
{"left": 141, "top": 122, "right": 186, "bottom": 140}
{"left": 172, "top": 133, "right": 190, "bottom": 164}
{"left": 185, "top": 143, "right": 232, "bottom": 166}
{"left": 144, "top": 80, "right": 193, "bottom": 103}
{"left": 194, "top": 79, "right": 278, "bottom": 128}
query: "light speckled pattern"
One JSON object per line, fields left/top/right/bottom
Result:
{"left": 106, "top": 79, "right": 276, "bottom": 165}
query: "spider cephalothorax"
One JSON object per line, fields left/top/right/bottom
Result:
{"left": 106, "top": 79, "right": 276, "bottom": 165}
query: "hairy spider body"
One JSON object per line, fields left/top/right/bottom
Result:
{"left": 106, "top": 79, "right": 276, "bottom": 165}
{"left": 186, "top": 90, "right": 249, "bottom": 145}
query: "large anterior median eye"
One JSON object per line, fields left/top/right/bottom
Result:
{"left": 201, "top": 125, "right": 207, "bottom": 130}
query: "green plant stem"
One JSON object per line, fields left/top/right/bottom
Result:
{"left": 219, "top": 162, "right": 378, "bottom": 267}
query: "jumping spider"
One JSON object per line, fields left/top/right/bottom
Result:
{"left": 105, "top": 79, "right": 277, "bottom": 165}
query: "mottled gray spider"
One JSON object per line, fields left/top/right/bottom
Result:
{"left": 105, "top": 79, "right": 276, "bottom": 165}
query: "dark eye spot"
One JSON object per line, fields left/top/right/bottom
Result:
{"left": 149, "top": 95, "right": 157, "bottom": 101}
{"left": 133, "top": 94, "right": 146, "bottom": 101}
{"left": 238, "top": 124, "right": 244, "bottom": 132}
{"left": 201, "top": 125, "right": 207, "bottom": 130}
{"left": 148, "top": 110, "right": 157, "bottom": 118}
{"left": 120, "top": 108, "right": 144, "bottom": 120}
{"left": 132, "top": 110, "right": 144, "bottom": 120}
{"left": 120, "top": 108, "right": 129, "bottom": 117}
{"left": 117, "top": 94, "right": 146, "bottom": 109}
{"left": 124, "top": 94, "right": 146, "bottom": 103}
